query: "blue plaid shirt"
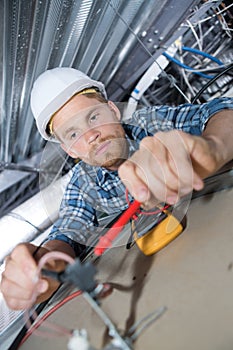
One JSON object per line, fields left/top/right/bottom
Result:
{"left": 46, "top": 97, "right": 233, "bottom": 255}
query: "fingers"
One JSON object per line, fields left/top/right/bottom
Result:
{"left": 1, "top": 243, "right": 49, "bottom": 310}
{"left": 1, "top": 243, "right": 69, "bottom": 310}
{"left": 10, "top": 243, "right": 38, "bottom": 279}
{"left": 154, "top": 131, "right": 203, "bottom": 195}
{"left": 1, "top": 277, "right": 48, "bottom": 310}
{"left": 119, "top": 130, "right": 204, "bottom": 205}
{"left": 118, "top": 160, "right": 150, "bottom": 202}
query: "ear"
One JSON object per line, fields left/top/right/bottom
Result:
{"left": 60, "top": 143, "right": 78, "bottom": 159}
{"left": 107, "top": 100, "right": 121, "bottom": 121}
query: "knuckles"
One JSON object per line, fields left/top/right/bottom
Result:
{"left": 7, "top": 297, "right": 31, "bottom": 311}
{"left": 4, "top": 298, "right": 18, "bottom": 311}
{"left": 11, "top": 243, "right": 28, "bottom": 260}
{"left": 140, "top": 136, "right": 154, "bottom": 148}
{"left": 0, "top": 274, "right": 9, "bottom": 295}
{"left": 1, "top": 274, "right": 35, "bottom": 310}
{"left": 118, "top": 159, "right": 134, "bottom": 177}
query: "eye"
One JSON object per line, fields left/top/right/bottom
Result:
{"left": 89, "top": 114, "right": 98, "bottom": 123}
{"left": 69, "top": 130, "right": 80, "bottom": 141}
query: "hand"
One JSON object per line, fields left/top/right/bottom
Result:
{"left": 118, "top": 130, "right": 221, "bottom": 206}
{"left": 0, "top": 243, "right": 61, "bottom": 310}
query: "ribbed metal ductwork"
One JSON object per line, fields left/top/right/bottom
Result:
{"left": 1, "top": 0, "right": 208, "bottom": 216}
{"left": 0, "top": 0, "right": 202, "bottom": 163}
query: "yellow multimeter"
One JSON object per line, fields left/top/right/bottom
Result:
{"left": 133, "top": 211, "right": 184, "bottom": 255}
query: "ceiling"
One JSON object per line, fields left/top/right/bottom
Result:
{"left": 0, "top": 0, "right": 232, "bottom": 216}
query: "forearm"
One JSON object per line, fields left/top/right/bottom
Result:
{"left": 202, "top": 109, "right": 233, "bottom": 173}
{"left": 43, "top": 239, "right": 76, "bottom": 258}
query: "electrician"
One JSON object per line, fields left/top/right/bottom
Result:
{"left": 1, "top": 67, "right": 233, "bottom": 310}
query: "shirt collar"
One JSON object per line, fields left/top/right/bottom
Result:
{"left": 96, "top": 167, "right": 117, "bottom": 185}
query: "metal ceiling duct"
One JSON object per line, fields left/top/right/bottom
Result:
{"left": 1, "top": 0, "right": 206, "bottom": 216}
{"left": 0, "top": 0, "right": 201, "bottom": 163}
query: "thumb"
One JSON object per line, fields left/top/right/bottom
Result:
{"left": 36, "top": 279, "right": 49, "bottom": 294}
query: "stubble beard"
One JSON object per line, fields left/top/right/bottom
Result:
{"left": 88, "top": 134, "right": 129, "bottom": 169}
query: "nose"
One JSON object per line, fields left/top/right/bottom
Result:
{"left": 84, "top": 128, "right": 100, "bottom": 144}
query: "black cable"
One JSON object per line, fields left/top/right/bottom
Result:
{"left": 7, "top": 236, "right": 65, "bottom": 349}
{"left": 7, "top": 212, "right": 44, "bottom": 234}
{"left": 192, "top": 63, "right": 233, "bottom": 104}
{"left": 7, "top": 300, "right": 49, "bottom": 350}
{"left": 32, "top": 238, "right": 49, "bottom": 258}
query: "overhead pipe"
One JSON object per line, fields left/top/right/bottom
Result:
{"left": 0, "top": 172, "right": 71, "bottom": 262}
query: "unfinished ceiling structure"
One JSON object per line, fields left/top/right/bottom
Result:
{"left": 0, "top": 0, "right": 233, "bottom": 347}
{"left": 0, "top": 0, "right": 232, "bottom": 219}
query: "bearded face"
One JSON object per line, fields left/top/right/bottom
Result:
{"left": 52, "top": 95, "right": 129, "bottom": 170}
{"left": 83, "top": 130, "right": 129, "bottom": 169}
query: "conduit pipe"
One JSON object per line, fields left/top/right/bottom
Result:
{"left": 123, "top": 40, "right": 179, "bottom": 119}
{"left": 0, "top": 172, "right": 71, "bottom": 262}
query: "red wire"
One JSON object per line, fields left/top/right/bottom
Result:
{"left": 125, "top": 188, "right": 170, "bottom": 215}
{"left": 94, "top": 199, "right": 141, "bottom": 256}
{"left": 94, "top": 189, "right": 171, "bottom": 256}
{"left": 19, "top": 190, "right": 171, "bottom": 346}
{"left": 19, "top": 290, "right": 82, "bottom": 347}
{"left": 20, "top": 190, "right": 170, "bottom": 344}
{"left": 140, "top": 204, "right": 170, "bottom": 215}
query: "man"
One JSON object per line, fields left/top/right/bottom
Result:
{"left": 1, "top": 67, "right": 233, "bottom": 310}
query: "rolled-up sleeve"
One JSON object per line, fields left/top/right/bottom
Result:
{"left": 133, "top": 97, "right": 233, "bottom": 136}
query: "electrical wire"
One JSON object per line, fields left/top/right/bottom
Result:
{"left": 18, "top": 249, "right": 112, "bottom": 347}
{"left": 222, "top": 25, "right": 233, "bottom": 32}
{"left": 105, "top": 0, "right": 191, "bottom": 103}
{"left": 182, "top": 46, "right": 224, "bottom": 66}
{"left": 107, "top": 0, "right": 232, "bottom": 105}
{"left": 184, "top": 64, "right": 233, "bottom": 73}
{"left": 198, "top": 19, "right": 204, "bottom": 51}
{"left": 163, "top": 44, "right": 227, "bottom": 83}
{"left": 193, "top": 2, "right": 233, "bottom": 25}
{"left": 179, "top": 54, "right": 198, "bottom": 99}
{"left": 22, "top": 252, "right": 76, "bottom": 340}
{"left": 162, "top": 52, "right": 214, "bottom": 79}
{"left": 7, "top": 212, "right": 44, "bottom": 234}
{"left": 19, "top": 290, "right": 82, "bottom": 347}
{"left": 217, "top": 6, "right": 233, "bottom": 38}
{"left": 128, "top": 306, "right": 167, "bottom": 342}
{"left": 7, "top": 300, "right": 49, "bottom": 350}
{"left": 13, "top": 248, "right": 110, "bottom": 347}
{"left": 7, "top": 3, "right": 232, "bottom": 349}
{"left": 125, "top": 188, "right": 170, "bottom": 216}
{"left": 192, "top": 62, "right": 233, "bottom": 103}
{"left": 186, "top": 19, "right": 203, "bottom": 51}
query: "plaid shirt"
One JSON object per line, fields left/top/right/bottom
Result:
{"left": 46, "top": 97, "right": 233, "bottom": 254}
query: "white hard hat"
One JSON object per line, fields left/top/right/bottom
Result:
{"left": 30, "top": 67, "right": 107, "bottom": 141}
